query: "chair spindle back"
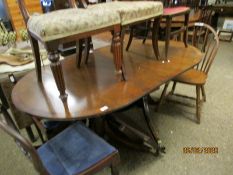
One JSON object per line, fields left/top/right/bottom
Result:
{"left": 191, "top": 22, "right": 219, "bottom": 74}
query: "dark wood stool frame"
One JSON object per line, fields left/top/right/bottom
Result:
{"left": 74, "top": 0, "right": 162, "bottom": 63}
{"left": 17, "top": 0, "right": 125, "bottom": 100}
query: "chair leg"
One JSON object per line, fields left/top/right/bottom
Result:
{"left": 111, "top": 164, "right": 119, "bottom": 175}
{"left": 170, "top": 81, "right": 177, "bottom": 95}
{"left": 26, "top": 126, "right": 37, "bottom": 142}
{"left": 126, "top": 27, "right": 134, "bottom": 51}
{"left": 196, "top": 85, "right": 201, "bottom": 124}
{"left": 34, "top": 123, "right": 45, "bottom": 143}
{"left": 201, "top": 85, "right": 206, "bottom": 102}
{"left": 157, "top": 82, "right": 169, "bottom": 111}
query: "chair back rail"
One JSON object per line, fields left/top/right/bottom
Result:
{"left": 0, "top": 115, "right": 48, "bottom": 174}
{"left": 191, "top": 22, "right": 219, "bottom": 74}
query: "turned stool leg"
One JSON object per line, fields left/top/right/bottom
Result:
{"left": 48, "top": 51, "right": 67, "bottom": 100}
{"left": 113, "top": 27, "right": 125, "bottom": 81}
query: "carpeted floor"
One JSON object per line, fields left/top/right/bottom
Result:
{"left": 0, "top": 36, "right": 232, "bottom": 175}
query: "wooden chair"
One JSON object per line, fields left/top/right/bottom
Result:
{"left": 126, "top": 1, "right": 190, "bottom": 62}
{"left": 0, "top": 112, "right": 120, "bottom": 175}
{"left": 158, "top": 22, "right": 219, "bottom": 124}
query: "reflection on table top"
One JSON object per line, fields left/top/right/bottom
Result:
{"left": 12, "top": 40, "right": 202, "bottom": 120}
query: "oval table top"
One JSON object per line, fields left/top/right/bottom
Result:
{"left": 12, "top": 40, "right": 202, "bottom": 120}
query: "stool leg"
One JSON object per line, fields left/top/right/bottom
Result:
{"left": 126, "top": 26, "right": 134, "bottom": 51}
{"left": 77, "top": 39, "right": 84, "bottom": 68}
{"left": 29, "top": 35, "right": 42, "bottom": 82}
{"left": 165, "top": 17, "right": 172, "bottom": 61}
{"left": 85, "top": 37, "right": 92, "bottom": 64}
{"left": 142, "top": 20, "right": 151, "bottom": 44}
{"left": 113, "top": 26, "right": 125, "bottom": 81}
{"left": 48, "top": 51, "right": 67, "bottom": 100}
{"left": 152, "top": 17, "right": 161, "bottom": 60}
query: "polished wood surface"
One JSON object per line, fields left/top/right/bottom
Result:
{"left": 12, "top": 40, "right": 202, "bottom": 120}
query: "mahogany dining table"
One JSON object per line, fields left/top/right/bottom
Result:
{"left": 11, "top": 39, "right": 202, "bottom": 155}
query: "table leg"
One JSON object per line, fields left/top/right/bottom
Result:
{"left": 105, "top": 96, "right": 165, "bottom": 155}
{"left": 141, "top": 96, "right": 165, "bottom": 155}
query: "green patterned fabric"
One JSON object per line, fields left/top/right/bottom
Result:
{"left": 88, "top": 1, "right": 163, "bottom": 25}
{"left": 27, "top": 8, "right": 120, "bottom": 42}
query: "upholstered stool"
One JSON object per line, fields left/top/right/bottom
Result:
{"left": 18, "top": 0, "right": 123, "bottom": 100}
{"left": 71, "top": 0, "right": 163, "bottom": 62}
{"left": 86, "top": 1, "right": 163, "bottom": 26}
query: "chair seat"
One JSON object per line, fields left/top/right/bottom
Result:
{"left": 163, "top": 7, "right": 190, "bottom": 16}
{"left": 174, "top": 69, "right": 207, "bottom": 85}
{"left": 87, "top": 1, "right": 163, "bottom": 26}
{"left": 38, "top": 122, "right": 117, "bottom": 175}
{"left": 27, "top": 8, "right": 120, "bottom": 42}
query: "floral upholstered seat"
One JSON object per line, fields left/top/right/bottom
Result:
{"left": 27, "top": 1, "right": 163, "bottom": 42}
{"left": 27, "top": 8, "right": 120, "bottom": 42}
{"left": 87, "top": 1, "right": 163, "bottom": 26}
